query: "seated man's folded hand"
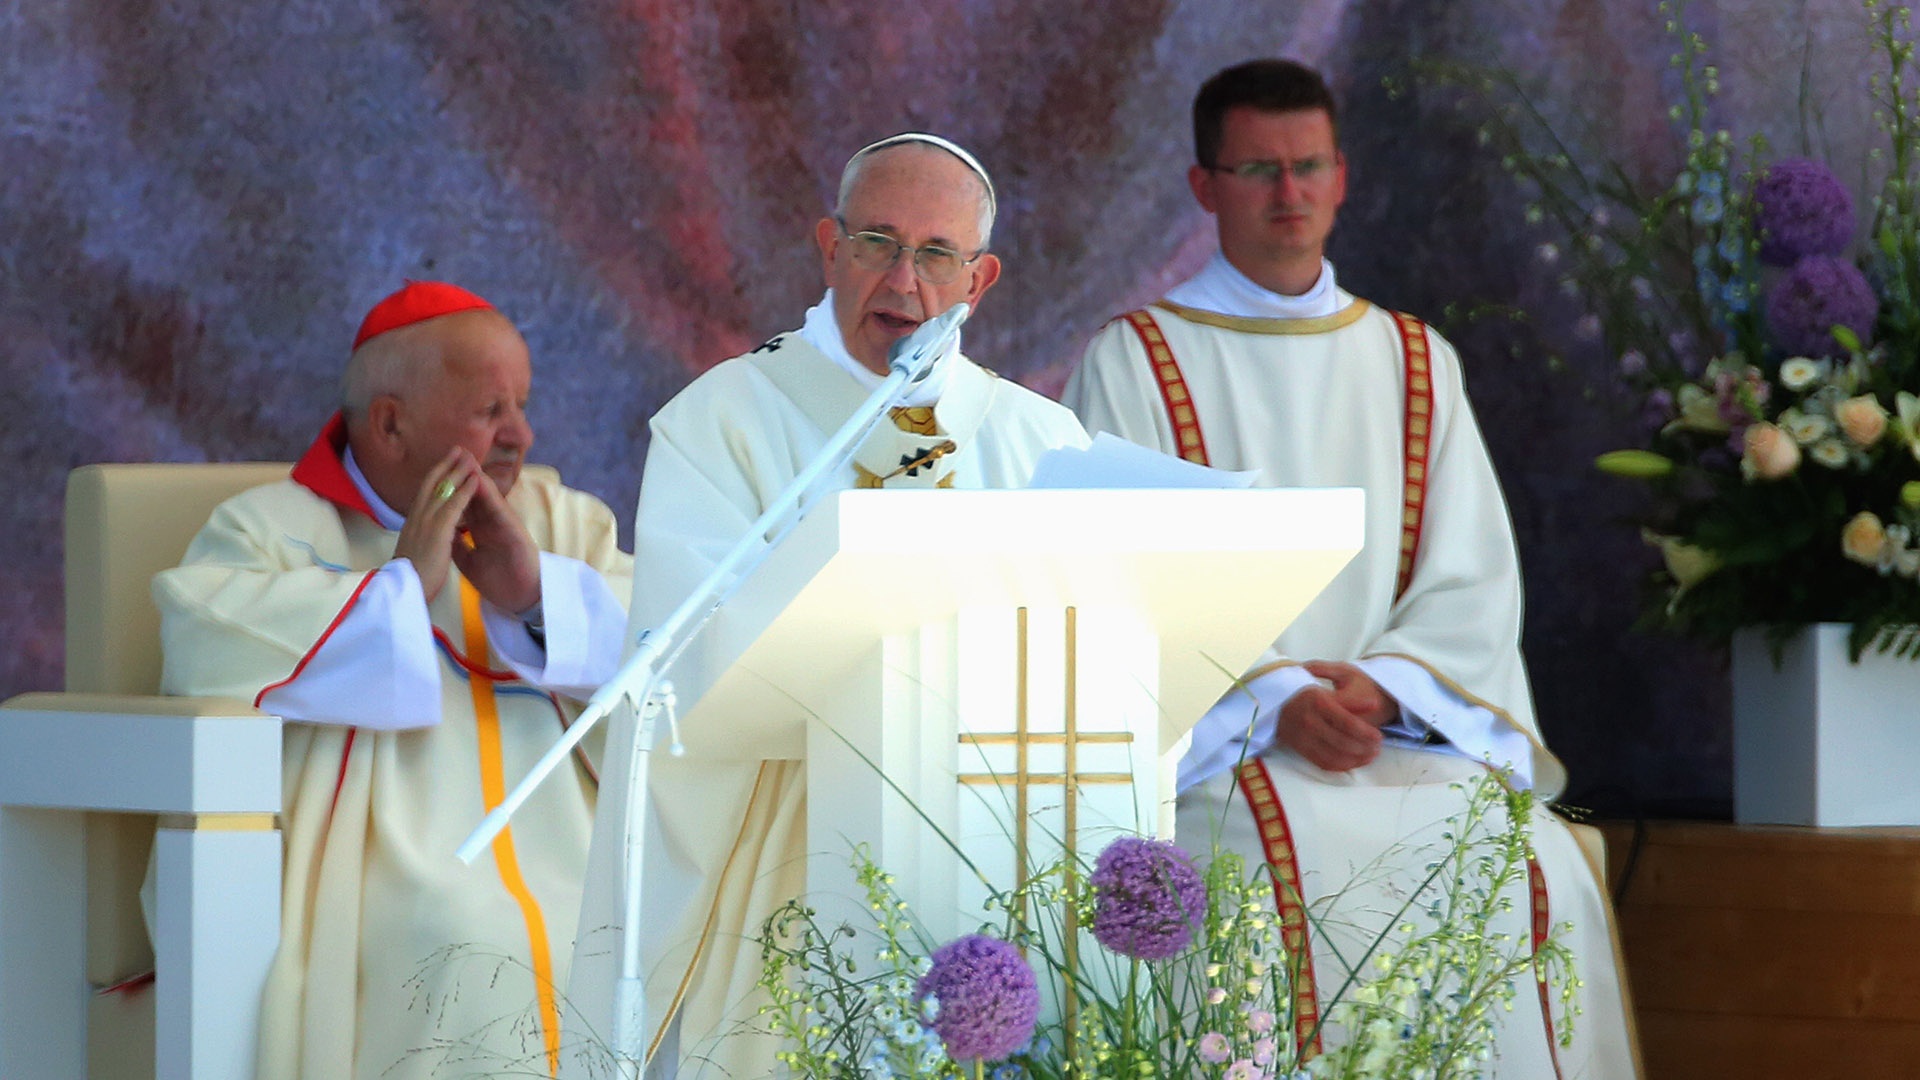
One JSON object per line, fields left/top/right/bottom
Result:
{"left": 452, "top": 449, "right": 541, "bottom": 615}
{"left": 393, "top": 446, "right": 482, "bottom": 602}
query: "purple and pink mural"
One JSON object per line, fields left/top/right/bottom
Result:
{"left": 3, "top": 0, "right": 1883, "bottom": 816}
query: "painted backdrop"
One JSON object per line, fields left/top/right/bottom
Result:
{"left": 1, "top": 0, "right": 1883, "bottom": 815}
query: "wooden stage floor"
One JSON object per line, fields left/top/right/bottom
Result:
{"left": 1599, "top": 820, "right": 1920, "bottom": 1079}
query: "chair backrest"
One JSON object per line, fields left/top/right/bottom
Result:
{"left": 65, "top": 463, "right": 292, "bottom": 695}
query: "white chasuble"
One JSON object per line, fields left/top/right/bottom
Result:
{"left": 1064, "top": 291, "right": 1642, "bottom": 1079}
{"left": 153, "top": 419, "right": 632, "bottom": 1080}
{"left": 578, "top": 332, "right": 1087, "bottom": 1078}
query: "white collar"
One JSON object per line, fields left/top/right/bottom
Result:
{"left": 1162, "top": 253, "right": 1353, "bottom": 319}
{"left": 342, "top": 446, "right": 407, "bottom": 531}
{"left": 798, "top": 289, "right": 957, "bottom": 407}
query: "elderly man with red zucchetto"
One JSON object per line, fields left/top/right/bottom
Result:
{"left": 154, "top": 282, "right": 633, "bottom": 1080}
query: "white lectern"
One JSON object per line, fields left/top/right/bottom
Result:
{"left": 572, "top": 485, "right": 1363, "bottom": 1068}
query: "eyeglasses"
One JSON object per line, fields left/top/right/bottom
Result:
{"left": 1208, "top": 156, "right": 1338, "bottom": 185}
{"left": 836, "top": 219, "right": 985, "bottom": 286}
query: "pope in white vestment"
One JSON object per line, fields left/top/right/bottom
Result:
{"left": 153, "top": 285, "right": 633, "bottom": 1080}
{"left": 591, "top": 309, "right": 1088, "bottom": 1078}
{"left": 568, "top": 132, "right": 1089, "bottom": 1080}
{"left": 1065, "top": 251, "right": 1642, "bottom": 1077}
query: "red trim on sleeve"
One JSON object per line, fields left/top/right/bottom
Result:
{"left": 253, "top": 569, "right": 381, "bottom": 708}
{"left": 432, "top": 627, "right": 522, "bottom": 682}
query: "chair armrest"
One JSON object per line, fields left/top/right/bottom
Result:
{"left": 0, "top": 693, "right": 280, "bottom": 815}
{"left": 3, "top": 692, "right": 263, "bottom": 717}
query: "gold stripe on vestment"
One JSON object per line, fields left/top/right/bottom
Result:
{"left": 154, "top": 813, "right": 278, "bottom": 832}
{"left": 461, "top": 578, "right": 563, "bottom": 1077}
{"left": 1150, "top": 298, "right": 1373, "bottom": 335}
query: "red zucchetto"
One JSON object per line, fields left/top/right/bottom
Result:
{"left": 352, "top": 281, "right": 496, "bottom": 349}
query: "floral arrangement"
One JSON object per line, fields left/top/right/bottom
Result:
{"left": 753, "top": 774, "right": 1572, "bottom": 1079}
{"left": 1446, "top": 0, "right": 1920, "bottom": 659}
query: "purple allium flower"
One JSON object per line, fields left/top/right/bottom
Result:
{"left": 1751, "top": 158, "right": 1855, "bottom": 266}
{"left": 1088, "top": 837, "right": 1208, "bottom": 961}
{"left": 914, "top": 934, "right": 1039, "bottom": 1062}
{"left": 1766, "top": 255, "right": 1879, "bottom": 358}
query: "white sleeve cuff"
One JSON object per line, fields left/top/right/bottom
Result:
{"left": 482, "top": 551, "right": 627, "bottom": 700}
{"left": 257, "top": 560, "right": 442, "bottom": 730}
{"left": 1174, "top": 665, "right": 1319, "bottom": 795}
{"left": 1356, "top": 656, "right": 1535, "bottom": 789}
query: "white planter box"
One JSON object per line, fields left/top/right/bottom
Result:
{"left": 1732, "top": 623, "right": 1920, "bottom": 826}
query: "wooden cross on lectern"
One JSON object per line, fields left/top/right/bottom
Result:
{"left": 955, "top": 606, "right": 1134, "bottom": 1044}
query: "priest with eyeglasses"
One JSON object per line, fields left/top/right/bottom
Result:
{"left": 574, "top": 132, "right": 1088, "bottom": 1078}
{"left": 1065, "top": 59, "right": 1642, "bottom": 1078}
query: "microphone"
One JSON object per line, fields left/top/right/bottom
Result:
{"left": 463, "top": 300, "right": 977, "bottom": 1072}
{"left": 888, "top": 303, "right": 970, "bottom": 382}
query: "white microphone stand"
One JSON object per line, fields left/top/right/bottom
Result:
{"left": 455, "top": 304, "right": 970, "bottom": 1078}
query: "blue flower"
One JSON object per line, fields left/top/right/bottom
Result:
{"left": 1721, "top": 280, "right": 1751, "bottom": 315}
{"left": 1696, "top": 264, "right": 1720, "bottom": 302}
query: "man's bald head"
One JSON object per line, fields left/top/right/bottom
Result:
{"left": 835, "top": 136, "right": 997, "bottom": 247}
{"left": 343, "top": 308, "right": 535, "bottom": 507}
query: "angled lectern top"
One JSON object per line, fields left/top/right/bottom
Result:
{"left": 670, "top": 486, "right": 1366, "bottom": 759}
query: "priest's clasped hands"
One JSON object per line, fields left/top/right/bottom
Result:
{"left": 1276, "top": 660, "right": 1400, "bottom": 772}
{"left": 394, "top": 446, "right": 542, "bottom": 615}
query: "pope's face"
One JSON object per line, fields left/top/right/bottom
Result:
{"left": 1189, "top": 106, "right": 1347, "bottom": 284}
{"left": 395, "top": 313, "right": 534, "bottom": 497}
{"left": 817, "top": 146, "right": 1002, "bottom": 374}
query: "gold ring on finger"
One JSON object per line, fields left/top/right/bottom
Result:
{"left": 433, "top": 479, "right": 458, "bottom": 502}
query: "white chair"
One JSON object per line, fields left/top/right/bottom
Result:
{"left": 1, "top": 463, "right": 290, "bottom": 1080}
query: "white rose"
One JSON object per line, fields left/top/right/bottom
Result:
{"left": 1834, "top": 394, "right": 1890, "bottom": 447}
{"left": 1742, "top": 422, "right": 1802, "bottom": 480}
{"left": 1843, "top": 511, "right": 1888, "bottom": 566}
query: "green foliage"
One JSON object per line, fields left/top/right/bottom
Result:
{"left": 753, "top": 776, "right": 1572, "bottom": 1079}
